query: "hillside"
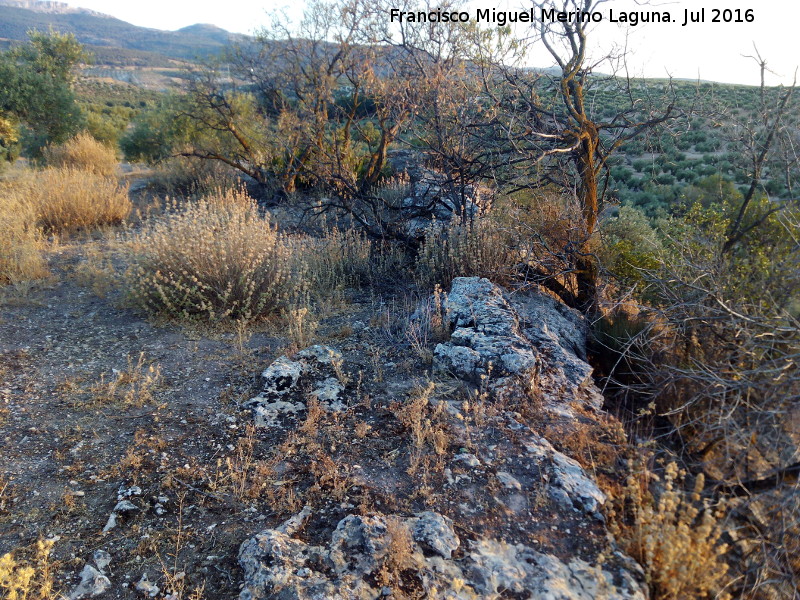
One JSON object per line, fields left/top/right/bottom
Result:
{"left": 0, "top": 3, "right": 248, "bottom": 63}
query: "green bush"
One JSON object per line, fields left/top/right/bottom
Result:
{"left": 600, "top": 205, "right": 663, "bottom": 289}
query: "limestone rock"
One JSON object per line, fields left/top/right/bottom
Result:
{"left": 69, "top": 565, "right": 111, "bottom": 599}
{"left": 523, "top": 434, "right": 607, "bottom": 516}
{"left": 135, "top": 574, "right": 159, "bottom": 597}
{"left": 239, "top": 509, "right": 645, "bottom": 600}
{"left": 386, "top": 150, "right": 490, "bottom": 239}
{"left": 411, "top": 511, "right": 459, "bottom": 559}
{"left": 433, "top": 277, "right": 601, "bottom": 408}
{"left": 244, "top": 345, "right": 347, "bottom": 426}
{"left": 467, "top": 539, "right": 645, "bottom": 599}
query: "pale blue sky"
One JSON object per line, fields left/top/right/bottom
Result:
{"left": 60, "top": 0, "right": 799, "bottom": 86}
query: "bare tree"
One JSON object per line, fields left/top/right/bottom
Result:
{"left": 722, "top": 47, "right": 797, "bottom": 254}
{"left": 470, "top": 0, "right": 677, "bottom": 310}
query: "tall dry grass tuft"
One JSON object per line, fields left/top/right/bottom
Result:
{"left": 124, "top": 188, "right": 303, "bottom": 323}
{"left": 0, "top": 187, "right": 47, "bottom": 284}
{"left": 42, "top": 131, "right": 118, "bottom": 177}
{"left": 302, "top": 225, "right": 406, "bottom": 291}
{"left": 20, "top": 168, "right": 131, "bottom": 235}
{"left": 416, "top": 217, "right": 518, "bottom": 288}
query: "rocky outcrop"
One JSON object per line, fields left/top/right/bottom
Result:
{"left": 239, "top": 509, "right": 646, "bottom": 600}
{"left": 243, "top": 345, "right": 346, "bottom": 427}
{"left": 237, "top": 280, "right": 647, "bottom": 600}
{"left": 387, "top": 150, "right": 491, "bottom": 239}
{"left": 434, "top": 277, "right": 602, "bottom": 409}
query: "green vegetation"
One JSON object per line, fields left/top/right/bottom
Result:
{"left": 75, "top": 80, "right": 162, "bottom": 147}
{"left": 0, "top": 29, "right": 87, "bottom": 159}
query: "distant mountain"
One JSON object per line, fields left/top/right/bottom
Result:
{"left": 177, "top": 24, "right": 239, "bottom": 45}
{"left": 0, "top": 0, "right": 110, "bottom": 17}
{"left": 0, "top": 2, "right": 249, "bottom": 63}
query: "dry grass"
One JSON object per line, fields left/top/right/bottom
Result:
{"left": 415, "top": 217, "right": 518, "bottom": 288}
{"left": 13, "top": 167, "right": 131, "bottom": 235}
{"left": 404, "top": 284, "right": 449, "bottom": 363}
{"left": 124, "top": 188, "right": 304, "bottom": 324}
{"left": 42, "top": 132, "right": 118, "bottom": 177}
{"left": 609, "top": 460, "right": 731, "bottom": 600}
{"left": 302, "top": 224, "right": 406, "bottom": 292}
{"left": 1, "top": 163, "right": 130, "bottom": 284}
{"left": 0, "top": 187, "right": 47, "bottom": 284}
{"left": 146, "top": 156, "right": 240, "bottom": 197}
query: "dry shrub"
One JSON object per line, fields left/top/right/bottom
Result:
{"left": 634, "top": 264, "right": 800, "bottom": 599}
{"left": 0, "top": 538, "right": 58, "bottom": 600}
{"left": 147, "top": 156, "right": 240, "bottom": 197}
{"left": 393, "top": 381, "right": 450, "bottom": 474}
{"left": 124, "top": 188, "right": 303, "bottom": 323}
{"left": 42, "top": 132, "right": 118, "bottom": 176}
{"left": 20, "top": 168, "right": 131, "bottom": 234}
{"left": 0, "top": 187, "right": 47, "bottom": 284}
{"left": 609, "top": 460, "right": 730, "bottom": 600}
{"left": 493, "top": 190, "right": 593, "bottom": 300}
{"left": 416, "top": 217, "right": 518, "bottom": 288}
{"left": 302, "top": 225, "right": 406, "bottom": 291}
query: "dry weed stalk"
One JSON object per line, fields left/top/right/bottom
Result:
{"left": 376, "top": 518, "right": 417, "bottom": 593}
{"left": 285, "top": 306, "right": 318, "bottom": 348}
{"left": 394, "top": 382, "right": 450, "bottom": 475}
{"left": 90, "top": 352, "right": 162, "bottom": 407}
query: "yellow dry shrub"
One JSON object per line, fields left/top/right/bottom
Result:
{"left": 609, "top": 460, "right": 731, "bottom": 600}
{"left": 0, "top": 188, "right": 47, "bottom": 284}
{"left": 0, "top": 538, "right": 57, "bottom": 600}
{"left": 21, "top": 167, "right": 131, "bottom": 234}
{"left": 124, "top": 188, "right": 303, "bottom": 323}
{"left": 42, "top": 132, "right": 117, "bottom": 177}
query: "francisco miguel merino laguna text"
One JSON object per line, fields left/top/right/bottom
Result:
{"left": 388, "top": 7, "right": 754, "bottom": 27}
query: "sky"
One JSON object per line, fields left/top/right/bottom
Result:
{"left": 59, "top": 0, "right": 799, "bottom": 86}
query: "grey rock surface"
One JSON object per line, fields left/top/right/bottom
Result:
{"left": 244, "top": 345, "right": 347, "bottom": 426}
{"left": 411, "top": 511, "right": 460, "bottom": 559}
{"left": 239, "top": 510, "right": 645, "bottom": 600}
{"left": 68, "top": 565, "right": 111, "bottom": 599}
{"left": 523, "top": 434, "right": 607, "bottom": 516}
{"left": 135, "top": 574, "right": 159, "bottom": 597}
{"left": 434, "top": 277, "right": 601, "bottom": 408}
